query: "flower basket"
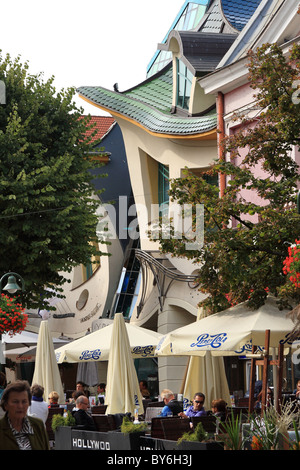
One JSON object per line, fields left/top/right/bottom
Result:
{"left": 283, "top": 240, "right": 300, "bottom": 290}
{"left": 0, "top": 293, "right": 28, "bottom": 336}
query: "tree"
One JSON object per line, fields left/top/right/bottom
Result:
{"left": 0, "top": 53, "right": 108, "bottom": 310}
{"left": 155, "top": 42, "right": 300, "bottom": 314}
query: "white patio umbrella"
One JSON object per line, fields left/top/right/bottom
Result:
{"left": 31, "top": 320, "right": 64, "bottom": 402}
{"left": 180, "top": 308, "right": 231, "bottom": 410}
{"left": 55, "top": 321, "right": 162, "bottom": 363}
{"left": 155, "top": 296, "right": 295, "bottom": 357}
{"left": 105, "top": 313, "right": 144, "bottom": 416}
{"left": 1, "top": 329, "right": 68, "bottom": 364}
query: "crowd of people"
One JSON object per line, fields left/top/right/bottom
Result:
{"left": 160, "top": 389, "right": 227, "bottom": 421}
{"left": 0, "top": 375, "right": 299, "bottom": 450}
{"left": 0, "top": 378, "right": 106, "bottom": 450}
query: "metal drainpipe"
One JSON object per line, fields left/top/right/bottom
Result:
{"left": 217, "top": 91, "right": 226, "bottom": 197}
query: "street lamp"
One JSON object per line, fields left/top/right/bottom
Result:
{"left": 0, "top": 272, "right": 25, "bottom": 294}
{"left": 0, "top": 272, "right": 25, "bottom": 364}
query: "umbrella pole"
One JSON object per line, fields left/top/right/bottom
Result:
{"left": 248, "top": 345, "right": 257, "bottom": 414}
{"left": 276, "top": 343, "right": 284, "bottom": 413}
{"left": 261, "top": 329, "right": 270, "bottom": 415}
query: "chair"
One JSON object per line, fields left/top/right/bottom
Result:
{"left": 91, "top": 405, "right": 107, "bottom": 414}
{"left": 236, "top": 397, "right": 250, "bottom": 408}
{"left": 191, "top": 415, "right": 217, "bottom": 434}
{"left": 46, "top": 407, "right": 64, "bottom": 441}
{"left": 92, "top": 414, "right": 116, "bottom": 432}
{"left": 161, "top": 417, "right": 191, "bottom": 441}
{"left": 150, "top": 417, "right": 165, "bottom": 439}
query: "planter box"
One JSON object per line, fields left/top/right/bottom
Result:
{"left": 54, "top": 426, "right": 73, "bottom": 450}
{"left": 139, "top": 436, "right": 224, "bottom": 451}
{"left": 140, "top": 436, "right": 178, "bottom": 450}
{"left": 177, "top": 440, "right": 224, "bottom": 450}
{"left": 108, "top": 431, "right": 145, "bottom": 450}
{"left": 55, "top": 428, "right": 145, "bottom": 451}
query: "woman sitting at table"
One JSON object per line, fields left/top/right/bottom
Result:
{"left": 211, "top": 399, "right": 227, "bottom": 421}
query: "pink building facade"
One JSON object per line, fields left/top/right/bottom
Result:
{"left": 200, "top": 0, "right": 300, "bottom": 190}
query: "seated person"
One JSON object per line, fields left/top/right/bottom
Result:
{"left": 72, "top": 395, "right": 96, "bottom": 431}
{"left": 179, "top": 393, "right": 207, "bottom": 418}
{"left": 160, "top": 389, "right": 183, "bottom": 416}
{"left": 97, "top": 383, "right": 106, "bottom": 404}
{"left": 139, "top": 380, "right": 150, "bottom": 399}
{"left": 48, "top": 391, "right": 60, "bottom": 408}
{"left": 75, "top": 381, "right": 90, "bottom": 397}
{"left": 293, "top": 379, "right": 300, "bottom": 398}
{"left": 70, "top": 389, "right": 86, "bottom": 405}
{"left": 211, "top": 399, "right": 227, "bottom": 421}
{"left": 254, "top": 387, "right": 273, "bottom": 410}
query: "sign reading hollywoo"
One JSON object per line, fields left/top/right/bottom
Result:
{"left": 72, "top": 436, "right": 110, "bottom": 450}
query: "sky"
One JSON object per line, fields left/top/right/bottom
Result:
{"left": 0, "top": 0, "right": 184, "bottom": 115}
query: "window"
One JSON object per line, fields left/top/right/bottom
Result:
{"left": 176, "top": 2, "right": 207, "bottom": 31}
{"left": 190, "top": 167, "right": 218, "bottom": 187}
{"left": 81, "top": 241, "right": 101, "bottom": 283}
{"left": 147, "top": 1, "right": 209, "bottom": 78}
{"left": 176, "top": 59, "right": 193, "bottom": 110}
{"left": 158, "top": 163, "right": 169, "bottom": 217}
{"left": 112, "top": 240, "right": 141, "bottom": 319}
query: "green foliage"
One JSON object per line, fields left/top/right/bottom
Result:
{"left": 248, "top": 401, "right": 300, "bottom": 450}
{"left": 120, "top": 415, "right": 147, "bottom": 433}
{"left": 51, "top": 411, "right": 75, "bottom": 432}
{"left": 217, "top": 409, "right": 243, "bottom": 450}
{"left": 177, "top": 422, "right": 208, "bottom": 444}
{"left": 154, "top": 42, "right": 300, "bottom": 313}
{"left": 0, "top": 52, "right": 109, "bottom": 310}
{"left": 291, "top": 420, "right": 300, "bottom": 450}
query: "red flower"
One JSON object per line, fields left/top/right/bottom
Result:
{"left": 283, "top": 240, "right": 300, "bottom": 289}
{"left": 0, "top": 294, "right": 28, "bottom": 336}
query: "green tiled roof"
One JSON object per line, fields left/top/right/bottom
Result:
{"left": 124, "top": 66, "right": 173, "bottom": 114}
{"left": 78, "top": 66, "right": 217, "bottom": 138}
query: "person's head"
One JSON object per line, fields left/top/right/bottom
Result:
{"left": 0, "top": 380, "right": 31, "bottom": 420}
{"left": 76, "top": 394, "right": 90, "bottom": 410}
{"left": 139, "top": 380, "right": 148, "bottom": 391}
{"left": 97, "top": 383, "right": 106, "bottom": 394}
{"left": 192, "top": 392, "right": 205, "bottom": 411}
{"left": 31, "top": 384, "right": 44, "bottom": 399}
{"left": 48, "top": 391, "right": 59, "bottom": 404}
{"left": 211, "top": 399, "right": 227, "bottom": 413}
{"left": 296, "top": 380, "right": 300, "bottom": 391}
{"left": 76, "top": 381, "right": 85, "bottom": 392}
{"left": 72, "top": 390, "right": 85, "bottom": 401}
{"left": 161, "top": 389, "right": 175, "bottom": 405}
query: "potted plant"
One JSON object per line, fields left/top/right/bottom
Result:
{"left": 248, "top": 401, "right": 300, "bottom": 450}
{"left": 0, "top": 293, "right": 28, "bottom": 335}
{"left": 215, "top": 409, "right": 243, "bottom": 450}
{"left": 177, "top": 422, "right": 224, "bottom": 450}
{"left": 52, "top": 411, "right": 76, "bottom": 450}
{"left": 110, "top": 415, "right": 148, "bottom": 450}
